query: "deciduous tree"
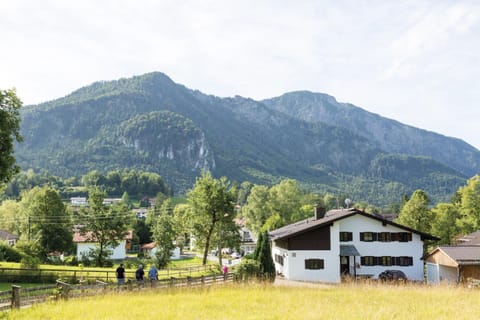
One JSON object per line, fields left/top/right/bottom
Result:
{"left": 152, "top": 199, "right": 176, "bottom": 268}
{"left": 19, "top": 186, "right": 73, "bottom": 260}
{"left": 0, "top": 88, "right": 23, "bottom": 185}
{"left": 79, "top": 188, "right": 131, "bottom": 267}
{"left": 456, "top": 175, "right": 480, "bottom": 233}
{"left": 396, "top": 190, "right": 432, "bottom": 233}
{"left": 187, "top": 171, "right": 236, "bottom": 265}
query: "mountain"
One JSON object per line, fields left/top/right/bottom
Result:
{"left": 15, "top": 72, "right": 479, "bottom": 206}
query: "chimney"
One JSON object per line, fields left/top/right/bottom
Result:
{"left": 314, "top": 205, "right": 326, "bottom": 220}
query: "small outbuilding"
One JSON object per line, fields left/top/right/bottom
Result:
{"left": 425, "top": 246, "right": 480, "bottom": 284}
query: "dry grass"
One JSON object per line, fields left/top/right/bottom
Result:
{"left": 4, "top": 281, "right": 480, "bottom": 320}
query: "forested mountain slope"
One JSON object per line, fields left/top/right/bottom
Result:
{"left": 15, "top": 72, "right": 477, "bottom": 206}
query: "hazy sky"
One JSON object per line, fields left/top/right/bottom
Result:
{"left": 1, "top": 0, "right": 479, "bottom": 149}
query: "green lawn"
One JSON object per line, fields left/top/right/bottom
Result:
{"left": 0, "top": 282, "right": 42, "bottom": 292}
{"left": 4, "top": 282, "right": 480, "bottom": 319}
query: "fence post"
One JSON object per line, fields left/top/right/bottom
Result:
{"left": 170, "top": 277, "right": 175, "bottom": 287}
{"left": 187, "top": 276, "right": 192, "bottom": 286}
{"left": 56, "top": 280, "right": 71, "bottom": 300}
{"left": 11, "top": 285, "right": 21, "bottom": 309}
{"left": 201, "top": 275, "right": 205, "bottom": 285}
{"left": 127, "top": 279, "right": 133, "bottom": 291}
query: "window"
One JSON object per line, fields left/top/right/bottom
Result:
{"left": 395, "top": 256, "right": 413, "bottom": 266}
{"left": 275, "top": 254, "right": 284, "bottom": 266}
{"left": 398, "top": 232, "right": 412, "bottom": 242}
{"left": 305, "top": 259, "right": 325, "bottom": 270}
{"left": 361, "top": 256, "right": 375, "bottom": 266}
{"left": 381, "top": 256, "right": 392, "bottom": 266}
{"left": 340, "top": 232, "right": 353, "bottom": 242}
{"left": 360, "top": 232, "right": 376, "bottom": 242}
{"left": 378, "top": 232, "right": 391, "bottom": 242}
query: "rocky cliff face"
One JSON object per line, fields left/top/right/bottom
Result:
{"left": 263, "top": 91, "right": 480, "bottom": 177}
{"left": 14, "top": 72, "right": 477, "bottom": 204}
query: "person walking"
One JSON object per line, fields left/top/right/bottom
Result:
{"left": 135, "top": 264, "right": 145, "bottom": 286}
{"left": 148, "top": 264, "right": 158, "bottom": 282}
{"left": 116, "top": 263, "right": 126, "bottom": 286}
{"left": 222, "top": 265, "right": 229, "bottom": 280}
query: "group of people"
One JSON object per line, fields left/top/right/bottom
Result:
{"left": 115, "top": 263, "right": 159, "bottom": 286}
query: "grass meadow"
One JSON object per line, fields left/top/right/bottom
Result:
{"left": 4, "top": 281, "right": 480, "bottom": 320}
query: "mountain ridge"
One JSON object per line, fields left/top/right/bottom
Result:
{"left": 15, "top": 72, "right": 477, "bottom": 206}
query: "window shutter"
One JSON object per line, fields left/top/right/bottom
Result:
{"left": 348, "top": 232, "right": 353, "bottom": 241}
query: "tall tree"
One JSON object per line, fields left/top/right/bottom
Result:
{"left": 19, "top": 186, "right": 73, "bottom": 259}
{"left": 242, "top": 179, "right": 314, "bottom": 235}
{"left": 0, "top": 88, "right": 23, "bottom": 185}
{"left": 212, "top": 214, "right": 240, "bottom": 266}
{"left": 187, "top": 171, "right": 236, "bottom": 265}
{"left": 431, "top": 203, "right": 462, "bottom": 245}
{"left": 172, "top": 203, "right": 193, "bottom": 254}
{"left": 0, "top": 200, "right": 22, "bottom": 236}
{"left": 254, "top": 230, "right": 275, "bottom": 281}
{"left": 396, "top": 190, "right": 433, "bottom": 233}
{"left": 456, "top": 175, "right": 480, "bottom": 233}
{"left": 152, "top": 199, "right": 176, "bottom": 269}
{"left": 79, "top": 188, "right": 131, "bottom": 266}
{"left": 242, "top": 185, "right": 270, "bottom": 235}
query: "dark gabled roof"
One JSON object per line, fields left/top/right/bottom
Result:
{"left": 0, "top": 230, "right": 18, "bottom": 241}
{"left": 427, "top": 246, "right": 480, "bottom": 265}
{"left": 269, "top": 208, "right": 439, "bottom": 241}
{"left": 456, "top": 230, "right": 480, "bottom": 246}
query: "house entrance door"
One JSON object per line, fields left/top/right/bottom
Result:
{"left": 340, "top": 256, "right": 350, "bottom": 275}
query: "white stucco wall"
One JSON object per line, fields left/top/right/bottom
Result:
{"left": 76, "top": 240, "right": 126, "bottom": 260}
{"left": 146, "top": 246, "right": 181, "bottom": 260}
{"left": 339, "top": 215, "right": 425, "bottom": 281}
{"left": 426, "top": 262, "right": 440, "bottom": 284}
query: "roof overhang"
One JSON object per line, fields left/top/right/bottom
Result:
{"left": 340, "top": 244, "right": 360, "bottom": 256}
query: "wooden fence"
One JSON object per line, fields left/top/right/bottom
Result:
{"left": 0, "top": 264, "right": 217, "bottom": 284}
{"left": 0, "top": 273, "right": 234, "bottom": 311}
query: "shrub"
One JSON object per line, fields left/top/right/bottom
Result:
{"left": 20, "top": 255, "right": 41, "bottom": 269}
{"left": 0, "top": 242, "right": 22, "bottom": 262}
{"left": 234, "top": 258, "right": 261, "bottom": 281}
{"left": 63, "top": 255, "right": 79, "bottom": 266}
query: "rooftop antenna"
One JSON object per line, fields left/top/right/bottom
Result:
{"left": 345, "top": 198, "right": 352, "bottom": 208}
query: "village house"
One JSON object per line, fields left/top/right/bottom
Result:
{"left": 0, "top": 229, "right": 19, "bottom": 246}
{"left": 269, "top": 207, "right": 438, "bottom": 283}
{"left": 73, "top": 230, "right": 133, "bottom": 261}
{"left": 425, "top": 230, "right": 480, "bottom": 284}
{"left": 70, "top": 197, "right": 88, "bottom": 206}
{"left": 140, "top": 241, "right": 181, "bottom": 260}
{"left": 234, "top": 218, "right": 256, "bottom": 256}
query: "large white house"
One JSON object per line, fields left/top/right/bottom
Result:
{"left": 269, "top": 207, "right": 438, "bottom": 283}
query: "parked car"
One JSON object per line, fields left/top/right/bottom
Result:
{"left": 378, "top": 270, "right": 407, "bottom": 281}
{"left": 230, "top": 252, "right": 241, "bottom": 259}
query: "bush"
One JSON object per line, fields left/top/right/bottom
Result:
{"left": 20, "top": 255, "right": 41, "bottom": 269}
{"left": 63, "top": 255, "right": 79, "bottom": 266}
{"left": 0, "top": 242, "right": 22, "bottom": 262}
{"left": 234, "top": 258, "right": 261, "bottom": 281}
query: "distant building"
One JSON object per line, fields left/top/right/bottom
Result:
{"left": 73, "top": 230, "right": 133, "bottom": 260}
{"left": 133, "top": 208, "right": 148, "bottom": 219}
{"left": 0, "top": 230, "right": 19, "bottom": 246}
{"left": 140, "top": 241, "right": 181, "bottom": 260}
{"left": 102, "top": 198, "right": 122, "bottom": 206}
{"left": 70, "top": 197, "right": 88, "bottom": 206}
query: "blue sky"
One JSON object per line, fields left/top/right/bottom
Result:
{"left": 1, "top": 0, "right": 479, "bottom": 149}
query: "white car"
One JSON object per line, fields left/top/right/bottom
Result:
{"left": 230, "top": 252, "right": 241, "bottom": 259}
